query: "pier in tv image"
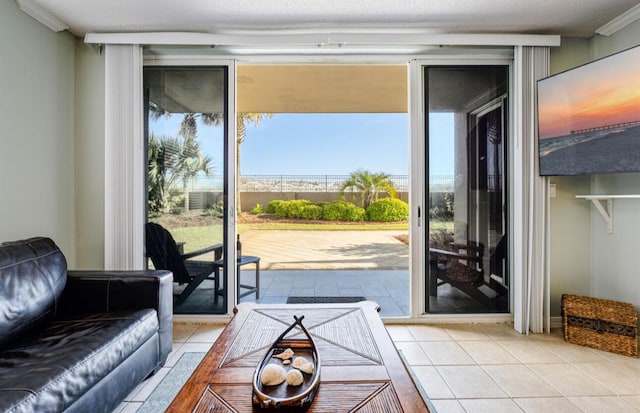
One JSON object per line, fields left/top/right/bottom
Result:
{"left": 537, "top": 45, "right": 640, "bottom": 176}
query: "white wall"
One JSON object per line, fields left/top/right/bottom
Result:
{"left": 550, "top": 37, "right": 591, "bottom": 74}
{"left": 586, "top": 21, "right": 640, "bottom": 308}
{"left": 547, "top": 38, "right": 593, "bottom": 316}
{"left": 587, "top": 16, "right": 640, "bottom": 303}
{"left": 590, "top": 175, "right": 640, "bottom": 305}
{"left": 548, "top": 176, "right": 591, "bottom": 315}
{"left": 591, "top": 19, "right": 640, "bottom": 60}
{"left": 0, "top": 1, "right": 77, "bottom": 265}
{"left": 549, "top": 19, "right": 640, "bottom": 314}
{"left": 75, "top": 41, "right": 106, "bottom": 269}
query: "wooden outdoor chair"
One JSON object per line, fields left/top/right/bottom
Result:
{"left": 145, "top": 222, "right": 223, "bottom": 305}
{"left": 429, "top": 241, "right": 496, "bottom": 307}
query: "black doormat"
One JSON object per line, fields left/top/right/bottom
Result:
{"left": 286, "top": 296, "right": 367, "bottom": 304}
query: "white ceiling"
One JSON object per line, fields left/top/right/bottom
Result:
{"left": 19, "top": 0, "right": 640, "bottom": 39}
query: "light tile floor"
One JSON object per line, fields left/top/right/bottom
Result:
{"left": 116, "top": 322, "right": 640, "bottom": 413}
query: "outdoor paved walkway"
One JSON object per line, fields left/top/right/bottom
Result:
{"left": 233, "top": 230, "right": 411, "bottom": 317}
{"left": 176, "top": 229, "right": 412, "bottom": 317}
{"left": 240, "top": 230, "right": 409, "bottom": 270}
{"left": 240, "top": 269, "right": 410, "bottom": 317}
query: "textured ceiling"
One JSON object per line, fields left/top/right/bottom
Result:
{"left": 237, "top": 65, "right": 408, "bottom": 113}
{"left": 23, "top": 0, "right": 640, "bottom": 38}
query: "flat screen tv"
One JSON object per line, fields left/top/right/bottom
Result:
{"left": 537, "top": 45, "right": 640, "bottom": 176}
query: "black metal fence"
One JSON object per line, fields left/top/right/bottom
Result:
{"left": 186, "top": 174, "right": 454, "bottom": 193}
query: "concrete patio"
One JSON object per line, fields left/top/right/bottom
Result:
{"left": 237, "top": 269, "right": 409, "bottom": 317}
{"left": 239, "top": 229, "right": 409, "bottom": 270}
{"left": 237, "top": 230, "right": 410, "bottom": 317}
{"left": 174, "top": 229, "right": 493, "bottom": 317}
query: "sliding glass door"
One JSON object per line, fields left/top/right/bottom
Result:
{"left": 425, "top": 66, "right": 509, "bottom": 314}
{"left": 144, "top": 66, "right": 230, "bottom": 315}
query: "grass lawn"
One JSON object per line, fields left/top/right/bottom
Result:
{"left": 170, "top": 225, "right": 224, "bottom": 252}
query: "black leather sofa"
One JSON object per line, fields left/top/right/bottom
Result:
{"left": 0, "top": 237, "right": 173, "bottom": 413}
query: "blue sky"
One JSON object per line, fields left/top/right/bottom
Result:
{"left": 149, "top": 112, "right": 454, "bottom": 176}
{"left": 429, "top": 113, "right": 454, "bottom": 177}
{"left": 241, "top": 113, "right": 407, "bottom": 175}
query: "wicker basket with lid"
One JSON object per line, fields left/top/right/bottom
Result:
{"left": 561, "top": 294, "right": 638, "bottom": 357}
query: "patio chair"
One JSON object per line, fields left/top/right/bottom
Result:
{"left": 429, "top": 241, "right": 496, "bottom": 307}
{"left": 145, "top": 222, "right": 223, "bottom": 305}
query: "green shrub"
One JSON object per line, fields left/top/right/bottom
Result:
{"left": 273, "top": 203, "right": 287, "bottom": 218}
{"left": 430, "top": 229, "right": 454, "bottom": 250}
{"left": 203, "top": 207, "right": 218, "bottom": 217}
{"left": 274, "top": 199, "right": 312, "bottom": 219}
{"left": 166, "top": 192, "right": 185, "bottom": 214}
{"left": 267, "top": 200, "right": 285, "bottom": 214}
{"left": 343, "top": 205, "right": 366, "bottom": 222}
{"left": 202, "top": 200, "right": 224, "bottom": 217}
{"left": 322, "top": 201, "right": 343, "bottom": 220}
{"left": 366, "top": 198, "right": 409, "bottom": 222}
{"left": 323, "top": 201, "right": 365, "bottom": 222}
{"left": 429, "top": 192, "right": 454, "bottom": 220}
{"left": 266, "top": 199, "right": 368, "bottom": 221}
{"left": 170, "top": 206, "right": 186, "bottom": 215}
{"left": 251, "top": 203, "right": 264, "bottom": 215}
{"left": 299, "top": 204, "right": 323, "bottom": 220}
{"left": 323, "top": 201, "right": 345, "bottom": 220}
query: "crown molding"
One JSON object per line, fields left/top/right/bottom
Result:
{"left": 596, "top": 3, "right": 640, "bottom": 36}
{"left": 17, "top": 0, "right": 68, "bottom": 32}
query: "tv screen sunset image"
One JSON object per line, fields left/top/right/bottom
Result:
{"left": 538, "top": 45, "right": 640, "bottom": 176}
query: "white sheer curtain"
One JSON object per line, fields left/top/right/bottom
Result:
{"left": 513, "top": 46, "right": 550, "bottom": 334}
{"left": 104, "top": 44, "right": 144, "bottom": 270}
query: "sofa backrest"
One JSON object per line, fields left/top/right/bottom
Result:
{"left": 0, "top": 237, "right": 67, "bottom": 349}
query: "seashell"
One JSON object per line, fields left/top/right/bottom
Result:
{"left": 286, "top": 369, "right": 304, "bottom": 386}
{"left": 272, "top": 348, "right": 294, "bottom": 360}
{"left": 282, "top": 359, "right": 291, "bottom": 365}
{"left": 260, "top": 363, "right": 286, "bottom": 386}
{"left": 292, "top": 356, "right": 308, "bottom": 369}
{"left": 298, "top": 362, "right": 315, "bottom": 375}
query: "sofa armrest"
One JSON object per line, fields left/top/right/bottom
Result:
{"left": 59, "top": 270, "right": 173, "bottom": 364}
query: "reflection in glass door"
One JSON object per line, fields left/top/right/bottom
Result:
{"left": 426, "top": 66, "right": 509, "bottom": 314}
{"left": 144, "top": 66, "right": 228, "bottom": 315}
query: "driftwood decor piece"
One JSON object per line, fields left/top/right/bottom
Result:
{"left": 252, "top": 315, "right": 320, "bottom": 410}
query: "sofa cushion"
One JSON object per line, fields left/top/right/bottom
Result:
{"left": 0, "top": 237, "right": 67, "bottom": 349}
{"left": 0, "top": 308, "right": 159, "bottom": 413}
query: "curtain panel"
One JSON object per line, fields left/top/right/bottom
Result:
{"left": 104, "top": 44, "right": 145, "bottom": 270}
{"left": 513, "top": 46, "right": 550, "bottom": 334}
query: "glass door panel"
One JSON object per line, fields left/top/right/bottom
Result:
{"left": 144, "top": 66, "right": 228, "bottom": 314}
{"left": 426, "top": 66, "right": 509, "bottom": 314}
{"left": 234, "top": 64, "right": 410, "bottom": 317}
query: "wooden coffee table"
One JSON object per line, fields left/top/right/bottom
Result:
{"left": 167, "top": 301, "right": 430, "bottom": 412}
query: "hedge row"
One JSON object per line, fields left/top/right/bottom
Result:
{"left": 264, "top": 198, "right": 408, "bottom": 222}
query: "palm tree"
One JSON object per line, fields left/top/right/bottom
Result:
{"left": 149, "top": 104, "right": 272, "bottom": 212}
{"left": 190, "top": 112, "right": 272, "bottom": 212}
{"left": 340, "top": 169, "right": 398, "bottom": 209}
{"left": 147, "top": 136, "right": 166, "bottom": 214}
{"left": 147, "top": 133, "right": 213, "bottom": 214}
